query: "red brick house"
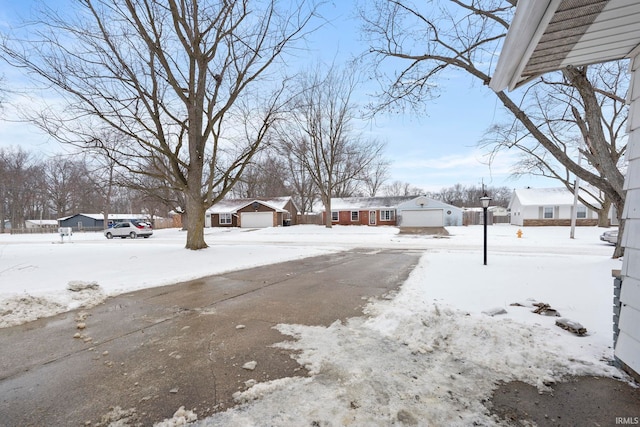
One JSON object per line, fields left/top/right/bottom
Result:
{"left": 321, "top": 197, "right": 405, "bottom": 226}
{"left": 321, "top": 196, "right": 463, "bottom": 227}
{"left": 206, "top": 197, "right": 298, "bottom": 228}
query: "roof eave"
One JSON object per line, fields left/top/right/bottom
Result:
{"left": 489, "top": 0, "right": 562, "bottom": 92}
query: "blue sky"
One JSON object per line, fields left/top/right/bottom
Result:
{"left": 308, "top": 1, "right": 552, "bottom": 193}
{"left": 0, "top": 0, "right": 558, "bottom": 193}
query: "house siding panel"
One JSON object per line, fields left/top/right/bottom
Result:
{"left": 627, "top": 127, "right": 640, "bottom": 160}
{"left": 621, "top": 247, "right": 640, "bottom": 279}
{"left": 622, "top": 215, "right": 640, "bottom": 249}
{"left": 616, "top": 332, "right": 640, "bottom": 380}
{"left": 618, "top": 305, "right": 640, "bottom": 351}
{"left": 620, "top": 276, "right": 640, "bottom": 309}
{"left": 615, "top": 52, "right": 640, "bottom": 379}
{"left": 625, "top": 158, "right": 640, "bottom": 191}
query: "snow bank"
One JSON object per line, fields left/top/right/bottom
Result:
{"left": 1, "top": 224, "right": 624, "bottom": 426}
{"left": 195, "top": 241, "right": 620, "bottom": 426}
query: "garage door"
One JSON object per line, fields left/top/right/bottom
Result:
{"left": 400, "top": 209, "right": 443, "bottom": 227}
{"left": 240, "top": 212, "right": 274, "bottom": 228}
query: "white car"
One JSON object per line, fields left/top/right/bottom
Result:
{"left": 600, "top": 229, "right": 618, "bottom": 245}
{"left": 104, "top": 221, "right": 153, "bottom": 239}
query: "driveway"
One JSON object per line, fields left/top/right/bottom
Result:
{"left": 0, "top": 248, "right": 421, "bottom": 426}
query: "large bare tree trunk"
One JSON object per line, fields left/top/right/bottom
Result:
{"left": 598, "top": 198, "right": 611, "bottom": 228}
{"left": 185, "top": 192, "right": 206, "bottom": 250}
{"left": 324, "top": 197, "right": 332, "bottom": 228}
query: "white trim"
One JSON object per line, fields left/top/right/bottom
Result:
{"left": 490, "top": 0, "right": 562, "bottom": 92}
{"left": 219, "top": 213, "right": 232, "bottom": 225}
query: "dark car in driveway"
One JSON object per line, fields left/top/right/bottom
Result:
{"left": 104, "top": 221, "right": 153, "bottom": 239}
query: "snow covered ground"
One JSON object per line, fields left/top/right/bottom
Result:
{"left": 0, "top": 224, "right": 627, "bottom": 426}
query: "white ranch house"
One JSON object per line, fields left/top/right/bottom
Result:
{"left": 508, "top": 187, "right": 611, "bottom": 226}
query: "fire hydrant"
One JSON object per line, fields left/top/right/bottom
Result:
{"left": 516, "top": 229, "right": 523, "bottom": 238}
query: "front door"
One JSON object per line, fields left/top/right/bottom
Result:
{"left": 369, "top": 211, "right": 376, "bottom": 225}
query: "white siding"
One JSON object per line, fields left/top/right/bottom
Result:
{"left": 523, "top": 205, "right": 539, "bottom": 220}
{"left": 615, "top": 52, "right": 640, "bottom": 376}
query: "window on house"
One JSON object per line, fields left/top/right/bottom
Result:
{"left": 351, "top": 211, "right": 359, "bottom": 221}
{"left": 380, "top": 210, "right": 395, "bottom": 221}
{"left": 219, "top": 213, "right": 232, "bottom": 225}
{"left": 577, "top": 206, "right": 587, "bottom": 219}
{"left": 331, "top": 211, "right": 339, "bottom": 221}
{"left": 543, "top": 206, "right": 553, "bottom": 219}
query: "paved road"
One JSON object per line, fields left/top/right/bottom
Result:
{"left": 0, "top": 248, "right": 421, "bottom": 426}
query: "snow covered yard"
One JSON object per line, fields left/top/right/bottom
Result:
{"left": 0, "top": 224, "right": 627, "bottom": 426}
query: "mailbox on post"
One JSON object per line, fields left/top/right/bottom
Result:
{"left": 58, "top": 227, "right": 73, "bottom": 243}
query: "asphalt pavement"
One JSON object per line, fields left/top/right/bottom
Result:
{"left": 1, "top": 246, "right": 638, "bottom": 426}
{"left": 0, "top": 248, "right": 421, "bottom": 426}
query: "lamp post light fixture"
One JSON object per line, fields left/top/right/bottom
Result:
{"left": 480, "top": 193, "right": 492, "bottom": 265}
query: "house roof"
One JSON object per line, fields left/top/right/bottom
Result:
{"left": 509, "top": 187, "right": 602, "bottom": 208}
{"left": 57, "top": 213, "right": 154, "bottom": 221}
{"left": 207, "top": 197, "right": 293, "bottom": 214}
{"left": 26, "top": 220, "right": 58, "bottom": 225}
{"left": 327, "top": 196, "right": 418, "bottom": 211}
{"left": 490, "top": 0, "right": 640, "bottom": 91}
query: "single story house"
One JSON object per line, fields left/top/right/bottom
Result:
{"left": 58, "top": 213, "right": 154, "bottom": 231}
{"left": 490, "top": 0, "right": 640, "bottom": 380}
{"left": 206, "top": 196, "right": 298, "bottom": 228}
{"left": 25, "top": 219, "right": 58, "bottom": 229}
{"left": 322, "top": 196, "right": 463, "bottom": 227}
{"left": 508, "top": 187, "right": 608, "bottom": 227}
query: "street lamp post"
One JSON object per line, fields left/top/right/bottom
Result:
{"left": 480, "top": 193, "right": 492, "bottom": 265}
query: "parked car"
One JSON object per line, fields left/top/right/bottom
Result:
{"left": 104, "top": 221, "right": 153, "bottom": 239}
{"left": 600, "top": 229, "right": 618, "bottom": 244}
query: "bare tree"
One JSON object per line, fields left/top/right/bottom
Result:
{"left": 279, "top": 63, "right": 385, "bottom": 227}
{"left": 44, "top": 157, "right": 96, "bottom": 217}
{"left": 231, "top": 153, "right": 290, "bottom": 198}
{"left": 382, "top": 180, "right": 424, "bottom": 197}
{"left": 0, "top": 150, "right": 7, "bottom": 232}
{"left": 483, "top": 61, "right": 627, "bottom": 226}
{"left": 427, "top": 184, "right": 512, "bottom": 207}
{"left": 0, "top": 147, "right": 40, "bottom": 230}
{"left": 361, "top": 0, "right": 627, "bottom": 256}
{"left": 279, "top": 145, "right": 318, "bottom": 215}
{"left": 362, "top": 159, "right": 391, "bottom": 196}
{"left": 1, "top": 0, "right": 320, "bottom": 249}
